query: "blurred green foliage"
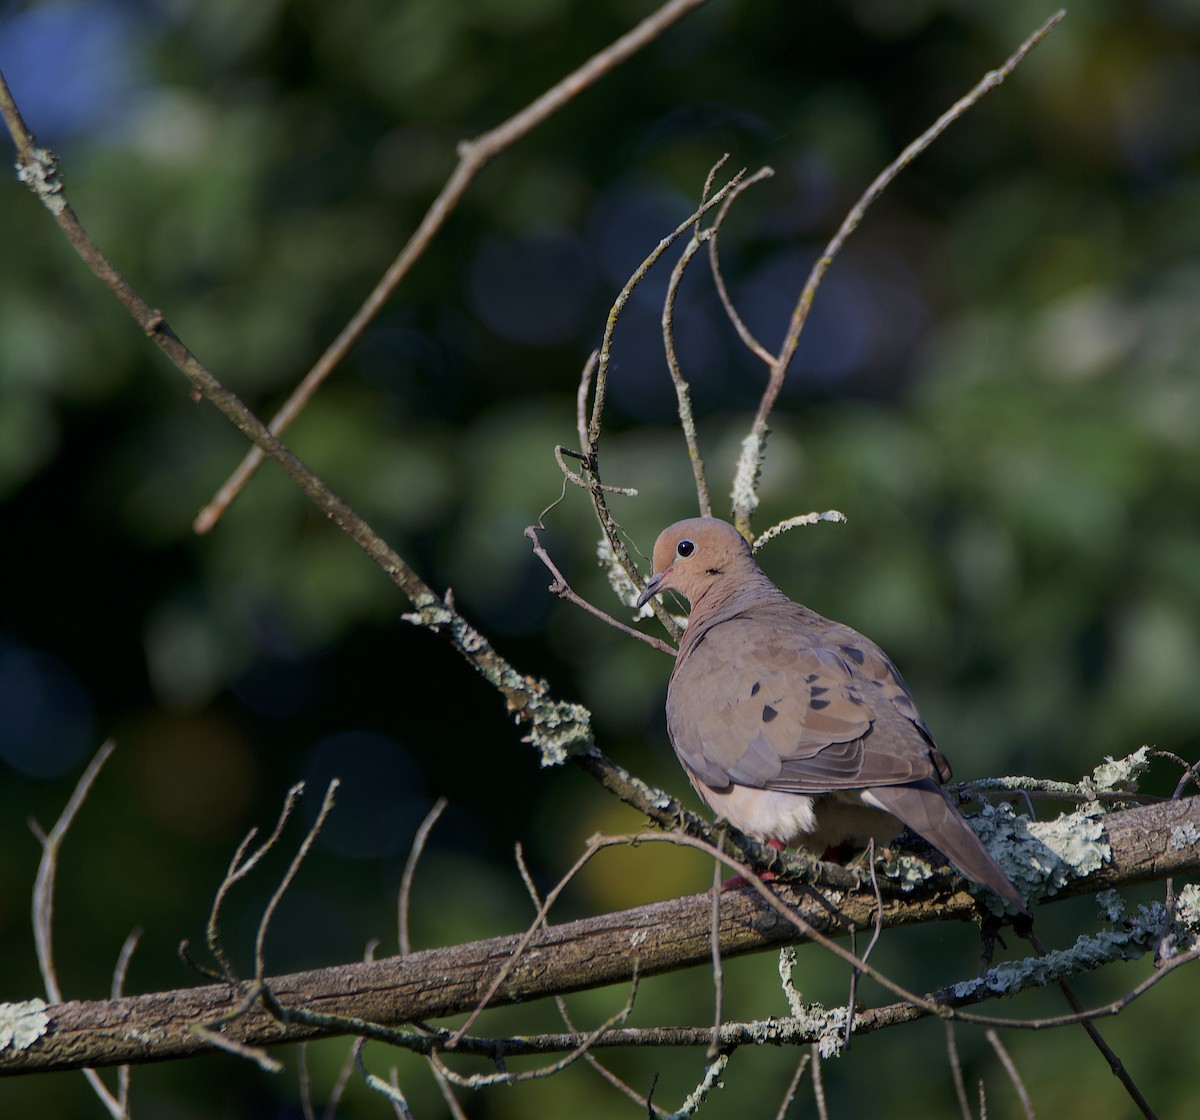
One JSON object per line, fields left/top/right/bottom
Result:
{"left": 2, "top": 0, "right": 1199, "bottom": 1117}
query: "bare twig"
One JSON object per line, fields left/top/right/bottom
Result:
{"left": 730, "top": 9, "right": 1066, "bottom": 533}
{"left": 200, "top": 782, "right": 306, "bottom": 983}
{"left": 434, "top": 971, "right": 641, "bottom": 1089}
{"left": 946, "top": 1022, "right": 974, "bottom": 1120}
{"left": 1025, "top": 929, "right": 1158, "bottom": 1120}
{"left": 356, "top": 1040, "right": 414, "bottom": 1118}
{"left": 773, "top": 1052, "right": 812, "bottom": 1120}
{"left": 707, "top": 851, "right": 725, "bottom": 1059}
{"left": 448, "top": 835, "right": 610, "bottom": 1045}
{"left": 515, "top": 844, "right": 670, "bottom": 1117}
{"left": 579, "top": 169, "right": 748, "bottom": 638}
{"left": 398, "top": 797, "right": 448, "bottom": 955}
{"left": 29, "top": 740, "right": 125, "bottom": 1119}
{"left": 707, "top": 167, "right": 778, "bottom": 366}
{"left": 986, "top": 1029, "right": 1035, "bottom": 1120}
{"left": 191, "top": 0, "right": 711, "bottom": 532}
{"left": 661, "top": 199, "right": 716, "bottom": 517}
{"left": 525, "top": 524, "right": 675, "bottom": 654}
{"left": 254, "top": 781, "right": 340, "bottom": 983}
{"left": 810, "top": 1044, "right": 828, "bottom": 1120}
{"left": 3, "top": 66, "right": 619, "bottom": 800}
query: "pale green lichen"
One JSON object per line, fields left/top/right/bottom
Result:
{"left": 1170, "top": 824, "right": 1200, "bottom": 851}
{"left": 952, "top": 904, "right": 1166, "bottom": 1000}
{"left": 1174, "top": 884, "right": 1200, "bottom": 940}
{"left": 970, "top": 800, "right": 1110, "bottom": 906}
{"left": 1095, "top": 889, "right": 1126, "bottom": 925}
{"left": 730, "top": 433, "right": 766, "bottom": 517}
{"left": 16, "top": 147, "right": 67, "bottom": 216}
{"left": 1081, "top": 746, "right": 1151, "bottom": 796}
{"left": 597, "top": 536, "right": 656, "bottom": 620}
{"left": 751, "top": 510, "right": 847, "bottom": 553}
{"left": 0, "top": 998, "right": 49, "bottom": 1051}
{"left": 522, "top": 697, "right": 594, "bottom": 767}
{"left": 877, "top": 851, "right": 936, "bottom": 892}
{"left": 777, "top": 946, "right": 849, "bottom": 1057}
{"left": 665, "top": 1053, "right": 729, "bottom": 1120}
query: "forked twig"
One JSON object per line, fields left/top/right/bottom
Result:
{"left": 254, "top": 780, "right": 340, "bottom": 983}
{"left": 730, "top": 10, "right": 1066, "bottom": 533}
{"left": 30, "top": 740, "right": 126, "bottom": 1120}
{"left": 196, "top": 781, "right": 306, "bottom": 983}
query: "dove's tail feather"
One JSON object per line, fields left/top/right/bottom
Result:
{"left": 864, "top": 781, "right": 1028, "bottom": 916}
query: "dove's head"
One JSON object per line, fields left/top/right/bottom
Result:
{"left": 635, "top": 518, "right": 756, "bottom": 609}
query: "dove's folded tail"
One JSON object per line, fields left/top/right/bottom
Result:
{"left": 864, "top": 781, "right": 1028, "bottom": 915}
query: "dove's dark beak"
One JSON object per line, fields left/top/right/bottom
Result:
{"left": 636, "top": 569, "right": 668, "bottom": 609}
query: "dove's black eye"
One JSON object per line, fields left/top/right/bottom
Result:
{"left": 676, "top": 539, "right": 695, "bottom": 558}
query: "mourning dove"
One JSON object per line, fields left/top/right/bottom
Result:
{"left": 636, "top": 517, "right": 1027, "bottom": 915}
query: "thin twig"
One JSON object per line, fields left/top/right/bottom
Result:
{"left": 706, "top": 166, "right": 779, "bottom": 364}
{"left": 191, "top": 0, "right": 711, "bottom": 532}
{"left": 515, "top": 844, "right": 669, "bottom": 1117}
{"left": 525, "top": 524, "right": 675, "bottom": 654}
{"left": 29, "top": 740, "right": 125, "bottom": 1120}
{"left": 986, "top": 1029, "right": 1035, "bottom": 1120}
{"left": 810, "top": 1044, "right": 827, "bottom": 1120}
{"left": 204, "top": 781, "right": 306, "bottom": 983}
{"left": 580, "top": 169, "right": 748, "bottom": 640}
{"left": 356, "top": 1040, "right": 415, "bottom": 1118}
{"left": 254, "top": 781, "right": 340, "bottom": 983}
{"left": 587, "top": 170, "right": 745, "bottom": 456}
{"left": 661, "top": 194, "right": 716, "bottom": 516}
{"left": 731, "top": 10, "right": 1066, "bottom": 533}
{"left": 1025, "top": 930, "right": 1158, "bottom": 1119}
{"left": 434, "top": 970, "right": 641, "bottom": 1089}
{"left": 2, "top": 72, "right": 603, "bottom": 775}
{"left": 946, "top": 1021, "right": 974, "bottom": 1120}
{"left": 773, "top": 1052, "right": 812, "bottom": 1120}
{"left": 707, "top": 850, "right": 725, "bottom": 1059}
{"left": 398, "top": 797, "right": 448, "bottom": 955}
{"left": 448, "top": 835, "right": 610, "bottom": 1045}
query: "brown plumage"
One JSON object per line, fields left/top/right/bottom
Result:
{"left": 636, "top": 517, "right": 1026, "bottom": 914}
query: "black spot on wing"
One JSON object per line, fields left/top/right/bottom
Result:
{"left": 810, "top": 699, "right": 830, "bottom": 710}
{"left": 750, "top": 681, "right": 761, "bottom": 697}
{"left": 840, "top": 645, "right": 865, "bottom": 665}
{"left": 761, "top": 704, "right": 778, "bottom": 723}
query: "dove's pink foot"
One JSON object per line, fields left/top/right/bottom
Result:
{"left": 720, "top": 838, "right": 787, "bottom": 888}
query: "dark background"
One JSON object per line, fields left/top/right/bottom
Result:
{"left": 2, "top": 0, "right": 1199, "bottom": 1116}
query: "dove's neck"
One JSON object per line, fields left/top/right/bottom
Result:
{"left": 679, "top": 566, "right": 788, "bottom": 651}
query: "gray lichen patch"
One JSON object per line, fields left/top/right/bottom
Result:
{"left": 777, "top": 946, "right": 850, "bottom": 1057}
{"left": 952, "top": 902, "right": 1169, "bottom": 1001}
{"left": 521, "top": 696, "right": 594, "bottom": 767}
{"left": 970, "top": 800, "right": 1110, "bottom": 904}
{"left": 1081, "top": 746, "right": 1151, "bottom": 796}
{"left": 1170, "top": 824, "right": 1200, "bottom": 851}
{"left": 0, "top": 998, "right": 49, "bottom": 1052}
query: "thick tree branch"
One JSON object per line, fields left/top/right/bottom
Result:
{"left": 3, "top": 795, "right": 1197, "bottom": 1077}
